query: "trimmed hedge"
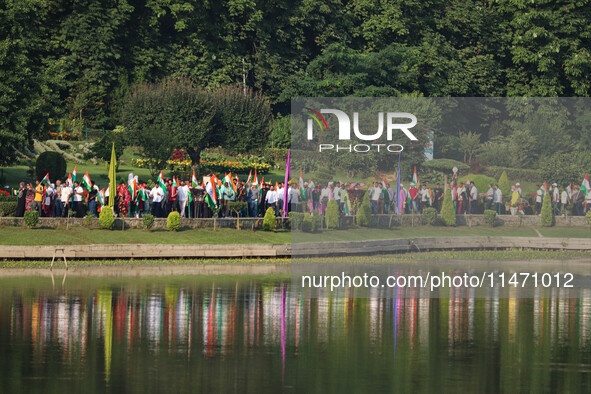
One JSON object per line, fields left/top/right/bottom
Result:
{"left": 0, "top": 202, "right": 17, "bottom": 217}
{"left": 289, "top": 212, "right": 304, "bottom": 230}
{"left": 485, "top": 166, "right": 539, "bottom": 182}
{"left": 484, "top": 209, "right": 496, "bottom": 227}
{"left": 0, "top": 195, "right": 17, "bottom": 202}
{"left": 99, "top": 206, "right": 115, "bottom": 229}
{"left": 541, "top": 194, "right": 553, "bottom": 227}
{"left": 35, "top": 151, "right": 66, "bottom": 182}
{"left": 142, "top": 214, "right": 155, "bottom": 230}
{"left": 356, "top": 191, "right": 371, "bottom": 227}
{"left": 263, "top": 207, "right": 276, "bottom": 231}
{"left": 302, "top": 213, "right": 321, "bottom": 233}
{"left": 422, "top": 207, "right": 438, "bottom": 225}
{"left": 167, "top": 211, "right": 181, "bottom": 231}
{"left": 441, "top": 188, "right": 456, "bottom": 226}
{"left": 325, "top": 200, "right": 339, "bottom": 229}
{"left": 24, "top": 210, "right": 39, "bottom": 228}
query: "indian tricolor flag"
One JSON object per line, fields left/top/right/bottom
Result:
{"left": 252, "top": 169, "right": 258, "bottom": 186}
{"left": 66, "top": 172, "right": 73, "bottom": 187}
{"left": 81, "top": 171, "right": 92, "bottom": 191}
{"left": 246, "top": 170, "right": 252, "bottom": 185}
{"left": 72, "top": 166, "right": 77, "bottom": 183}
{"left": 308, "top": 179, "right": 315, "bottom": 189}
{"left": 205, "top": 175, "right": 219, "bottom": 209}
{"left": 299, "top": 169, "right": 306, "bottom": 199}
{"left": 40, "top": 173, "right": 50, "bottom": 186}
{"left": 582, "top": 173, "right": 590, "bottom": 196}
{"left": 157, "top": 170, "right": 166, "bottom": 191}
{"left": 138, "top": 186, "right": 147, "bottom": 201}
{"left": 412, "top": 166, "right": 418, "bottom": 187}
{"left": 172, "top": 176, "right": 177, "bottom": 188}
{"left": 192, "top": 171, "right": 199, "bottom": 187}
{"left": 98, "top": 189, "right": 105, "bottom": 205}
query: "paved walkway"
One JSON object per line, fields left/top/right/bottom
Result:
{"left": 0, "top": 236, "right": 590, "bottom": 260}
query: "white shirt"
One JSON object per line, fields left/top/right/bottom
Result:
{"left": 487, "top": 187, "right": 494, "bottom": 199}
{"left": 288, "top": 188, "right": 300, "bottom": 204}
{"left": 470, "top": 186, "right": 478, "bottom": 200}
{"left": 266, "top": 190, "right": 277, "bottom": 204}
{"left": 334, "top": 186, "right": 341, "bottom": 201}
{"left": 536, "top": 189, "right": 543, "bottom": 203}
{"left": 61, "top": 186, "right": 72, "bottom": 203}
{"left": 276, "top": 187, "right": 284, "bottom": 201}
{"left": 321, "top": 187, "right": 332, "bottom": 201}
{"left": 44, "top": 187, "right": 54, "bottom": 205}
{"left": 73, "top": 186, "right": 83, "bottom": 202}
{"left": 561, "top": 190, "right": 569, "bottom": 205}
{"left": 552, "top": 188, "right": 559, "bottom": 203}
{"left": 420, "top": 189, "right": 428, "bottom": 202}
{"left": 178, "top": 185, "right": 188, "bottom": 201}
{"left": 150, "top": 186, "right": 164, "bottom": 203}
{"left": 493, "top": 188, "right": 502, "bottom": 203}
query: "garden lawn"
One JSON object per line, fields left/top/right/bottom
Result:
{"left": 0, "top": 225, "right": 588, "bottom": 246}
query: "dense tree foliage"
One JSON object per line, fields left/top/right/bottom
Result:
{"left": 3, "top": 0, "right": 591, "bottom": 170}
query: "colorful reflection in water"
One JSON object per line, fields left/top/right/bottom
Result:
{"left": 1, "top": 278, "right": 591, "bottom": 393}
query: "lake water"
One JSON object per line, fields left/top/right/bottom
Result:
{"left": 1, "top": 276, "right": 591, "bottom": 393}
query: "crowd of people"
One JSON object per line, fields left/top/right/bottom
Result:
{"left": 10, "top": 171, "right": 591, "bottom": 219}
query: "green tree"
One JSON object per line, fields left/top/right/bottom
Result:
{"left": 441, "top": 188, "right": 456, "bottom": 226}
{"left": 458, "top": 131, "right": 480, "bottom": 163}
{"left": 498, "top": 171, "right": 511, "bottom": 201}
{"left": 540, "top": 193, "right": 553, "bottom": 227}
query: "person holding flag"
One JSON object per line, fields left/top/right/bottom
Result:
{"left": 205, "top": 174, "right": 219, "bottom": 215}
{"left": 582, "top": 173, "right": 591, "bottom": 214}
{"left": 31, "top": 178, "right": 45, "bottom": 214}
{"left": 535, "top": 184, "right": 543, "bottom": 214}
{"left": 149, "top": 181, "right": 164, "bottom": 217}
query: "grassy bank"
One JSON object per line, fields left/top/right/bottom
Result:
{"left": 0, "top": 225, "right": 588, "bottom": 246}
{"left": 0, "top": 250, "right": 588, "bottom": 269}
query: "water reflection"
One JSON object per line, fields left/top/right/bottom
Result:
{"left": 3, "top": 279, "right": 591, "bottom": 393}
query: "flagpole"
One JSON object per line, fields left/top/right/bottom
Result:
{"left": 395, "top": 152, "right": 401, "bottom": 215}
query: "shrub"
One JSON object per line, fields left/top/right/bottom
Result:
{"left": 35, "top": 151, "right": 66, "bottom": 182}
{"left": 142, "top": 214, "right": 155, "bottom": 230}
{"left": 228, "top": 201, "right": 248, "bottom": 216}
{"left": 586, "top": 210, "right": 591, "bottom": 225}
{"left": 325, "top": 199, "right": 340, "bottom": 229}
{"left": 289, "top": 212, "right": 304, "bottom": 230}
{"left": 302, "top": 213, "right": 321, "bottom": 233}
{"left": 422, "top": 207, "right": 438, "bottom": 225}
{"left": 498, "top": 171, "right": 511, "bottom": 201}
{"left": 167, "top": 211, "right": 181, "bottom": 231}
{"left": 24, "top": 210, "right": 39, "bottom": 228}
{"left": 0, "top": 202, "right": 17, "bottom": 217}
{"left": 540, "top": 194, "right": 553, "bottom": 227}
{"left": 263, "top": 207, "right": 276, "bottom": 231}
{"left": 484, "top": 209, "right": 496, "bottom": 227}
{"left": 441, "top": 188, "right": 456, "bottom": 226}
{"left": 356, "top": 191, "right": 372, "bottom": 227}
{"left": 85, "top": 215, "right": 94, "bottom": 227}
{"left": 99, "top": 206, "right": 115, "bottom": 229}
{"left": 485, "top": 166, "right": 539, "bottom": 183}
{"left": 0, "top": 195, "right": 17, "bottom": 202}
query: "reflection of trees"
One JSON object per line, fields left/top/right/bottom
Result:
{"left": 1, "top": 284, "right": 591, "bottom": 392}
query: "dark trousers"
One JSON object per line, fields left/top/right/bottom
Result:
{"left": 167, "top": 199, "right": 178, "bottom": 214}
{"left": 73, "top": 201, "right": 83, "bottom": 217}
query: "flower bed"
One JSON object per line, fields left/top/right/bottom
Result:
{"left": 133, "top": 158, "right": 271, "bottom": 174}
